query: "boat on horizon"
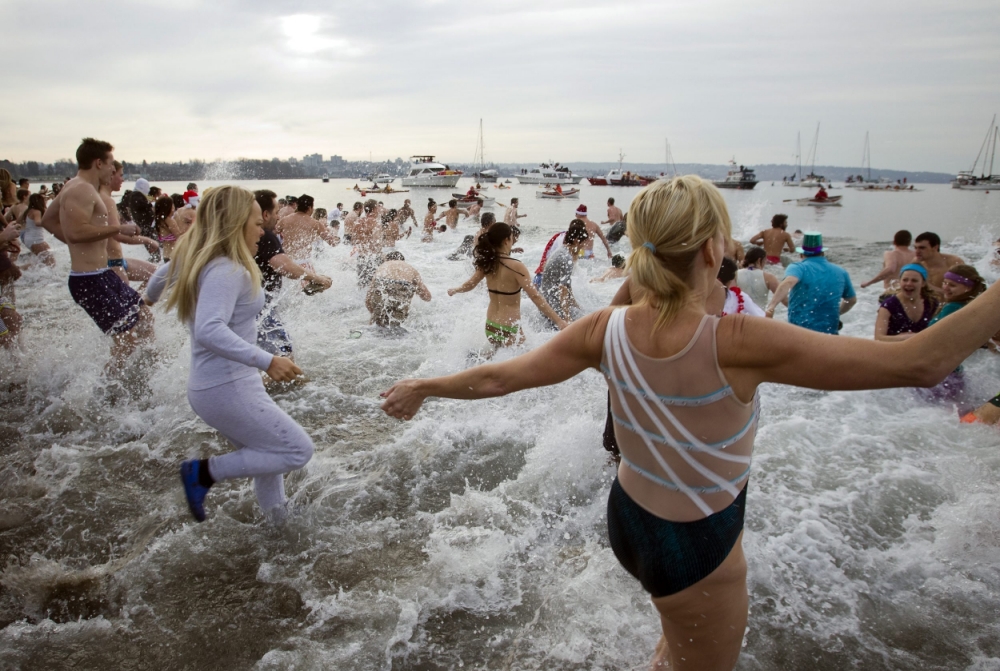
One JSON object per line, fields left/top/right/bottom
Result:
{"left": 401, "top": 156, "right": 463, "bottom": 187}
{"left": 712, "top": 159, "right": 758, "bottom": 190}
{"left": 536, "top": 187, "right": 580, "bottom": 199}
{"left": 587, "top": 151, "right": 657, "bottom": 186}
{"left": 470, "top": 120, "right": 498, "bottom": 182}
{"left": 516, "top": 163, "right": 581, "bottom": 185}
{"left": 953, "top": 115, "right": 1000, "bottom": 190}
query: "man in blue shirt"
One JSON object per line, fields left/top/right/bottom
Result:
{"left": 764, "top": 232, "right": 857, "bottom": 333}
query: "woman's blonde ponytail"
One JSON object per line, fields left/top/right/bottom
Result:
{"left": 625, "top": 176, "right": 731, "bottom": 330}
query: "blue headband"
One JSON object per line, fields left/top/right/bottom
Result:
{"left": 642, "top": 242, "right": 656, "bottom": 252}
{"left": 900, "top": 263, "right": 928, "bottom": 280}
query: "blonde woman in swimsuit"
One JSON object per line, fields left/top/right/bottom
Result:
{"left": 382, "top": 175, "right": 1000, "bottom": 670}
{"left": 448, "top": 222, "right": 567, "bottom": 347}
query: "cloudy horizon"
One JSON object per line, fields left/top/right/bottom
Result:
{"left": 5, "top": 0, "right": 999, "bottom": 173}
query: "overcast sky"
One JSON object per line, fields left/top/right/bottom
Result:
{"left": 4, "top": 0, "right": 999, "bottom": 172}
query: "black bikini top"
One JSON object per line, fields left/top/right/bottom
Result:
{"left": 488, "top": 258, "right": 524, "bottom": 295}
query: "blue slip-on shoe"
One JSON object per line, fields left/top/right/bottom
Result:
{"left": 180, "top": 460, "right": 209, "bottom": 522}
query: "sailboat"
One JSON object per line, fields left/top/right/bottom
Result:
{"left": 470, "top": 119, "right": 497, "bottom": 182}
{"left": 953, "top": 115, "right": 1000, "bottom": 190}
{"left": 799, "top": 123, "right": 827, "bottom": 187}
{"left": 845, "top": 132, "right": 873, "bottom": 187}
{"left": 782, "top": 132, "right": 802, "bottom": 186}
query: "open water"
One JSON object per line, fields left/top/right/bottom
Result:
{"left": 1, "top": 179, "right": 999, "bottom": 670}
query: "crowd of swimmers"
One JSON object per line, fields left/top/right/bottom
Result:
{"left": 3, "top": 139, "right": 1000, "bottom": 670}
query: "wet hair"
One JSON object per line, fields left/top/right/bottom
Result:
{"left": 287, "top": 196, "right": 298, "bottom": 205}
{"left": 449, "top": 199, "right": 457, "bottom": 208}
{"left": 187, "top": 183, "right": 197, "bottom": 191}
{"left": 385, "top": 251, "right": 405, "bottom": 262}
{"left": 717, "top": 257, "right": 738, "bottom": 285}
{"left": 76, "top": 137, "right": 114, "bottom": 169}
{"left": 611, "top": 254, "right": 625, "bottom": 269}
{"left": 254, "top": 189, "right": 278, "bottom": 214}
{"left": 380, "top": 210, "right": 394, "bottom": 225}
{"left": 18, "top": 178, "right": 28, "bottom": 187}
{"left": 771, "top": 214, "right": 788, "bottom": 228}
{"left": 914, "top": 232, "right": 941, "bottom": 249}
{"left": 943, "top": 264, "right": 986, "bottom": 304}
{"left": 313, "top": 208, "right": 328, "bottom": 220}
{"left": 154, "top": 195, "right": 175, "bottom": 236}
{"left": 438, "top": 225, "right": 447, "bottom": 232}
{"left": 893, "top": 230, "right": 912, "bottom": 246}
{"left": 608, "top": 197, "right": 615, "bottom": 205}
{"left": 477, "top": 198, "right": 483, "bottom": 205}
{"left": 474, "top": 222, "right": 514, "bottom": 274}
{"left": 149, "top": 186, "right": 162, "bottom": 198}
{"left": 427, "top": 198, "right": 436, "bottom": 210}
{"left": 363, "top": 199, "right": 377, "bottom": 213}
{"left": 353, "top": 201, "right": 363, "bottom": 211}
{"left": 627, "top": 176, "right": 732, "bottom": 330}
{"left": 480, "top": 212, "right": 496, "bottom": 228}
{"left": 16, "top": 189, "right": 29, "bottom": 202}
{"left": 744, "top": 246, "right": 767, "bottom": 268}
{"left": 510, "top": 197, "right": 519, "bottom": 205}
{"left": 0, "top": 169, "right": 15, "bottom": 206}
{"left": 565, "top": 219, "right": 588, "bottom": 245}
{"left": 26, "top": 193, "right": 46, "bottom": 216}
{"left": 171, "top": 193, "right": 185, "bottom": 210}
{"left": 297, "top": 194, "right": 314, "bottom": 212}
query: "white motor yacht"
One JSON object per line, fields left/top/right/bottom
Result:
{"left": 401, "top": 156, "right": 463, "bottom": 187}
{"left": 515, "top": 163, "right": 581, "bottom": 185}
{"left": 373, "top": 174, "right": 394, "bottom": 184}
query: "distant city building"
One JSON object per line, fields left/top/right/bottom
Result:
{"left": 303, "top": 153, "right": 323, "bottom": 168}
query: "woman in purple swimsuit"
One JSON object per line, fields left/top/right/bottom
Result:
{"left": 874, "top": 264, "right": 938, "bottom": 341}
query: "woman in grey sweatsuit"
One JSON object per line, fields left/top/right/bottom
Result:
{"left": 144, "top": 185, "right": 313, "bottom": 522}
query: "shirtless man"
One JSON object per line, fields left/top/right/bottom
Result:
{"left": 353, "top": 199, "right": 384, "bottom": 286}
{"left": 500, "top": 197, "right": 526, "bottom": 226}
{"left": 913, "top": 231, "right": 964, "bottom": 296}
{"left": 52, "top": 138, "right": 153, "bottom": 365}
{"left": 750, "top": 214, "right": 795, "bottom": 266}
{"left": 463, "top": 198, "right": 484, "bottom": 221}
{"left": 725, "top": 237, "right": 746, "bottom": 265}
{"left": 277, "top": 196, "right": 297, "bottom": 219}
{"left": 274, "top": 194, "right": 340, "bottom": 262}
{"left": 365, "top": 251, "right": 431, "bottom": 329}
{"left": 342, "top": 201, "right": 363, "bottom": 241}
{"left": 436, "top": 199, "right": 467, "bottom": 229}
{"left": 103, "top": 161, "right": 159, "bottom": 286}
{"left": 860, "top": 230, "right": 913, "bottom": 301}
{"left": 398, "top": 199, "right": 419, "bottom": 228}
{"left": 574, "top": 205, "right": 612, "bottom": 259}
{"left": 602, "top": 197, "right": 623, "bottom": 225}
{"left": 421, "top": 200, "right": 439, "bottom": 243}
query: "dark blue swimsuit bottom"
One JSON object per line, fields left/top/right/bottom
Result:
{"left": 606, "top": 477, "right": 748, "bottom": 598}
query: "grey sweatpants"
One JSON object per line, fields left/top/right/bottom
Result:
{"left": 188, "top": 375, "right": 315, "bottom": 514}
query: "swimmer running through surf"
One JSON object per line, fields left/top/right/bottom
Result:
{"left": 380, "top": 175, "right": 1000, "bottom": 671}
{"left": 143, "top": 186, "right": 313, "bottom": 523}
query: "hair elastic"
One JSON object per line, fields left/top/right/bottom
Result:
{"left": 944, "top": 271, "right": 977, "bottom": 288}
{"left": 899, "top": 263, "right": 928, "bottom": 281}
{"left": 642, "top": 242, "right": 656, "bottom": 252}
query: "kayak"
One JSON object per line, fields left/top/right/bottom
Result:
{"left": 536, "top": 188, "right": 580, "bottom": 199}
{"left": 797, "top": 195, "right": 842, "bottom": 206}
{"left": 451, "top": 193, "right": 496, "bottom": 207}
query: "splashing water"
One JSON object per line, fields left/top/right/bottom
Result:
{"left": 1, "top": 181, "right": 999, "bottom": 669}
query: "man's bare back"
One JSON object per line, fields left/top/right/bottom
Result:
{"left": 441, "top": 207, "right": 462, "bottom": 229}
{"left": 750, "top": 228, "right": 795, "bottom": 261}
{"left": 882, "top": 247, "right": 912, "bottom": 289}
{"left": 605, "top": 205, "right": 623, "bottom": 224}
{"left": 352, "top": 214, "right": 383, "bottom": 256}
{"left": 276, "top": 213, "right": 338, "bottom": 260}
{"left": 581, "top": 217, "right": 612, "bottom": 257}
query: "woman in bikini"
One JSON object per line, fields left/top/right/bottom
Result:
{"left": 381, "top": 176, "right": 1000, "bottom": 670}
{"left": 448, "top": 222, "right": 568, "bottom": 347}
{"left": 154, "top": 195, "right": 186, "bottom": 262}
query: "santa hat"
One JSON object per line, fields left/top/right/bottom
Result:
{"left": 575, "top": 205, "right": 588, "bottom": 216}
{"left": 182, "top": 189, "right": 199, "bottom": 204}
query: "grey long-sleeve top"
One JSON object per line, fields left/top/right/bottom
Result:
{"left": 146, "top": 257, "right": 273, "bottom": 390}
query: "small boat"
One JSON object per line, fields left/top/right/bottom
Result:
{"left": 495, "top": 184, "right": 511, "bottom": 189}
{"left": 353, "top": 185, "right": 409, "bottom": 194}
{"left": 587, "top": 152, "right": 657, "bottom": 186}
{"left": 712, "top": 159, "right": 758, "bottom": 190}
{"left": 796, "top": 195, "right": 842, "bottom": 206}
{"left": 373, "top": 173, "right": 394, "bottom": 184}
{"left": 321, "top": 173, "right": 330, "bottom": 183}
{"left": 536, "top": 188, "right": 580, "bottom": 199}
{"left": 452, "top": 192, "right": 496, "bottom": 207}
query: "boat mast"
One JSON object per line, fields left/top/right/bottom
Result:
{"left": 807, "top": 122, "right": 820, "bottom": 176}
{"left": 971, "top": 114, "right": 996, "bottom": 176}
{"left": 665, "top": 138, "right": 677, "bottom": 176}
{"left": 990, "top": 126, "right": 998, "bottom": 178}
{"left": 618, "top": 149, "right": 625, "bottom": 173}
{"left": 862, "top": 131, "right": 871, "bottom": 181}
{"left": 796, "top": 132, "right": 801, "bottom": 179}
